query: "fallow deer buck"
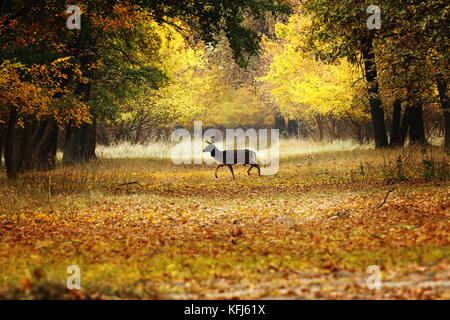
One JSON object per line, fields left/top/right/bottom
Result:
{"left": 203, "top": 140, "right": 261, "bottom": 179}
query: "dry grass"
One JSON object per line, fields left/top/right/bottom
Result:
{"left": 93, "top": 138, "right": 372, "bottom": 160}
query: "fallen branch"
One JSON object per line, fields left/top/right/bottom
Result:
{"left": 117, "top": 181, "right": 144, "bottom": 187}
{"left": 377, "top": 188, "right": 396, "bottom": 208}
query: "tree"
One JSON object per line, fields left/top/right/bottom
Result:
{"left": 0, "top": 58, "right": 89, "bottom": 178}
{"left": 303, "top": 0, "right": 448, "bottom": 148}
{"left": 259, "top": 13, "right": 370, "bottom": 141}
{"left": 302, "top": 0, "right": 389, "bottom": 147}
{"left": 1, "top": 0, "right": 290, "bottom": 176}
{"left": 0, "top": 1, "right": 93, "bottom": 176}
{"left": 62, "top": 3, "right": 167, "bottom": 163}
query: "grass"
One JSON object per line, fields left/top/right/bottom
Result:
{"left": 0, "top": 139, "right": 449, "bottom": 299}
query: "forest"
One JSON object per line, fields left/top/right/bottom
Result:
{"left": 0, "top": 0, "right": 448, "bottom": 300}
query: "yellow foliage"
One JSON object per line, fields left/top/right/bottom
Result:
{"left": 0, "top": 59, "right": 91, "bottom": 126}
{"left": 259, "top": 14, "right": 370, "bottom": 123}
{"left": 124, "top": 21, "right": 213, "bottom": 126}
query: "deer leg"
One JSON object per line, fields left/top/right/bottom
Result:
{"left": 227, "top": 164, "right": 235, "bottom": 179}
{"left": 255, "top": 164, "right": 261, "bottom": 176}
{"left": 215, "top": 164, "right": 226, "bottom": 178}
{"left": 248, "top": 164, "right": 260, "bottom": 176}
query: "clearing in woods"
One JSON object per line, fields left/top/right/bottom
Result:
{"left": 0, "top": 142, "right": 448, "bottom": 299}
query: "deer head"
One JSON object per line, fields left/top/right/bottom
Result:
{"left": 203, "top": 139, "right": 216, "bottom": 153}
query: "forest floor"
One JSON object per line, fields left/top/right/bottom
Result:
{"left": 0, "top": 144, "right": 449, "bottom": 299}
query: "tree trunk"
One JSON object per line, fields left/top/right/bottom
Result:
{"left": 408, "top": 102, "right": 426, "bottom": 145}
{"left": 23, "top": 121, "right": 46, "bottom": 170}
{"left": 326, "top": 116, "right": 338, "bottom": 140}
{"left": 63, "top": 31, "right": 97, "bottom": 164}
{"left": 297, "top": 118, "right": 308, "bottom": 138}
{"left": 348, "top": 117, "right": 363, "bottom": 144}
{"left": 81, "top": 120, "right": 96, "bottom": 160}
{"left": 398, "top": 106, "right": 411, "bottom": 146}
{"left": 4, "top": 114, "right": 58, "bottom": 176}
{"left": 274, "top": 113, "right": 287, "bottom": 136}
{"left": 32, "top": 119, "right": 58, "bottom": 170}
{"left": 0, "top": 126, "right": 4, "bottom": 169}
{"left": 315, "top": 115, "right": 324, "bottom": 141}
{"left": 5, "top": 108, "right": 31, "bottom": 179}
{"left": 135, "top": 113, "right": 143, "bottom": 144}
{"left": 49, "top": 121, "right": 58, "bottom": 168}
{"left": 135, "top": 124, "right": 141, "bottom": 144}
{"left": 390, "top": 99, "right": 403, "bottom": 147}
{"left": 436, "top": 76, "right": 449, "bottom": 150}
{"left": 361, "top": 35, "right": 388, "bottom": 148}
{"left": 364, "top": 122, "right": 373, "bottom": 142}
{"left": 63, "top": 122, "right": 82, "bottom": 164}
{"left": 63, "top": 120, "right": 96, "bottom": 164}
{"left": 445, "top": 109, "right": 450, "bottom": 151}
{"left": 5, "top": 107, "right": 19, "bottom": 179}
{"left": 287, "top": 119, "right": 298, "bottom": 137}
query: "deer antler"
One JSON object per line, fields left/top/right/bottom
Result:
{"left": 205, "top": 135, "right": 218, "bottom": 144}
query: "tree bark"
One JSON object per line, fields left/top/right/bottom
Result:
{"left": 81, "top": 120, "right": 96, "bottom": 160}
{"left": 287, "top": 119, "right": 298, "bottom": 137}
{"left": 4, "top": 114, "right": 59, "bottom": 176}
{"left": 5, "top": 107, "right": 30, "bottom": 179}
{"left": 408, "top": 102, "right": 426, "bottom": 145}
{"left": 63, "top": 120, "right": 96, "bottom": 164}
{"left": 315, "top": 115, "right": 324, "bottom": 141}
{"left": 361, "top": 35, "right": 388, "bottom": 148}
{"left": 390, "top": 99, "right": 402, "bottom": 147}
{"left": 274, "top": 113, "right": 287, "bottom": 136}
{"left": 33, "top": 119, "right": 58, "bottom": 170}
{"left": 63, "top": 122, "right": 82, "bottom": 164}
{"left": 297, "top": 118, "right": 308, "bottom": 138}
{"left": 0, "top": 126, "right": 4, "bottom": 169}
{"left": 398, "top": 106, "right": 411, "bottom": 146}
{"left": 49, "top": 121, "right": 58, "bottom": 168}
{"left": 436, "top": 76, "right": 449, "bottom": 150}
{"left": 5, "top": 107, "right": 19, "bottom": 179}
{"left": 23, "top": 121, "right": 46, "bottom": 170}
{"left": 325, "top": 116, "right": 338, "bottom": 140}
{"left": 348, "top": 116, "right": 363, "bottom": 144}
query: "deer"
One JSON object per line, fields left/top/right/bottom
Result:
{"left": 203, "top": 139, "right": 261, "bottom": 179}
